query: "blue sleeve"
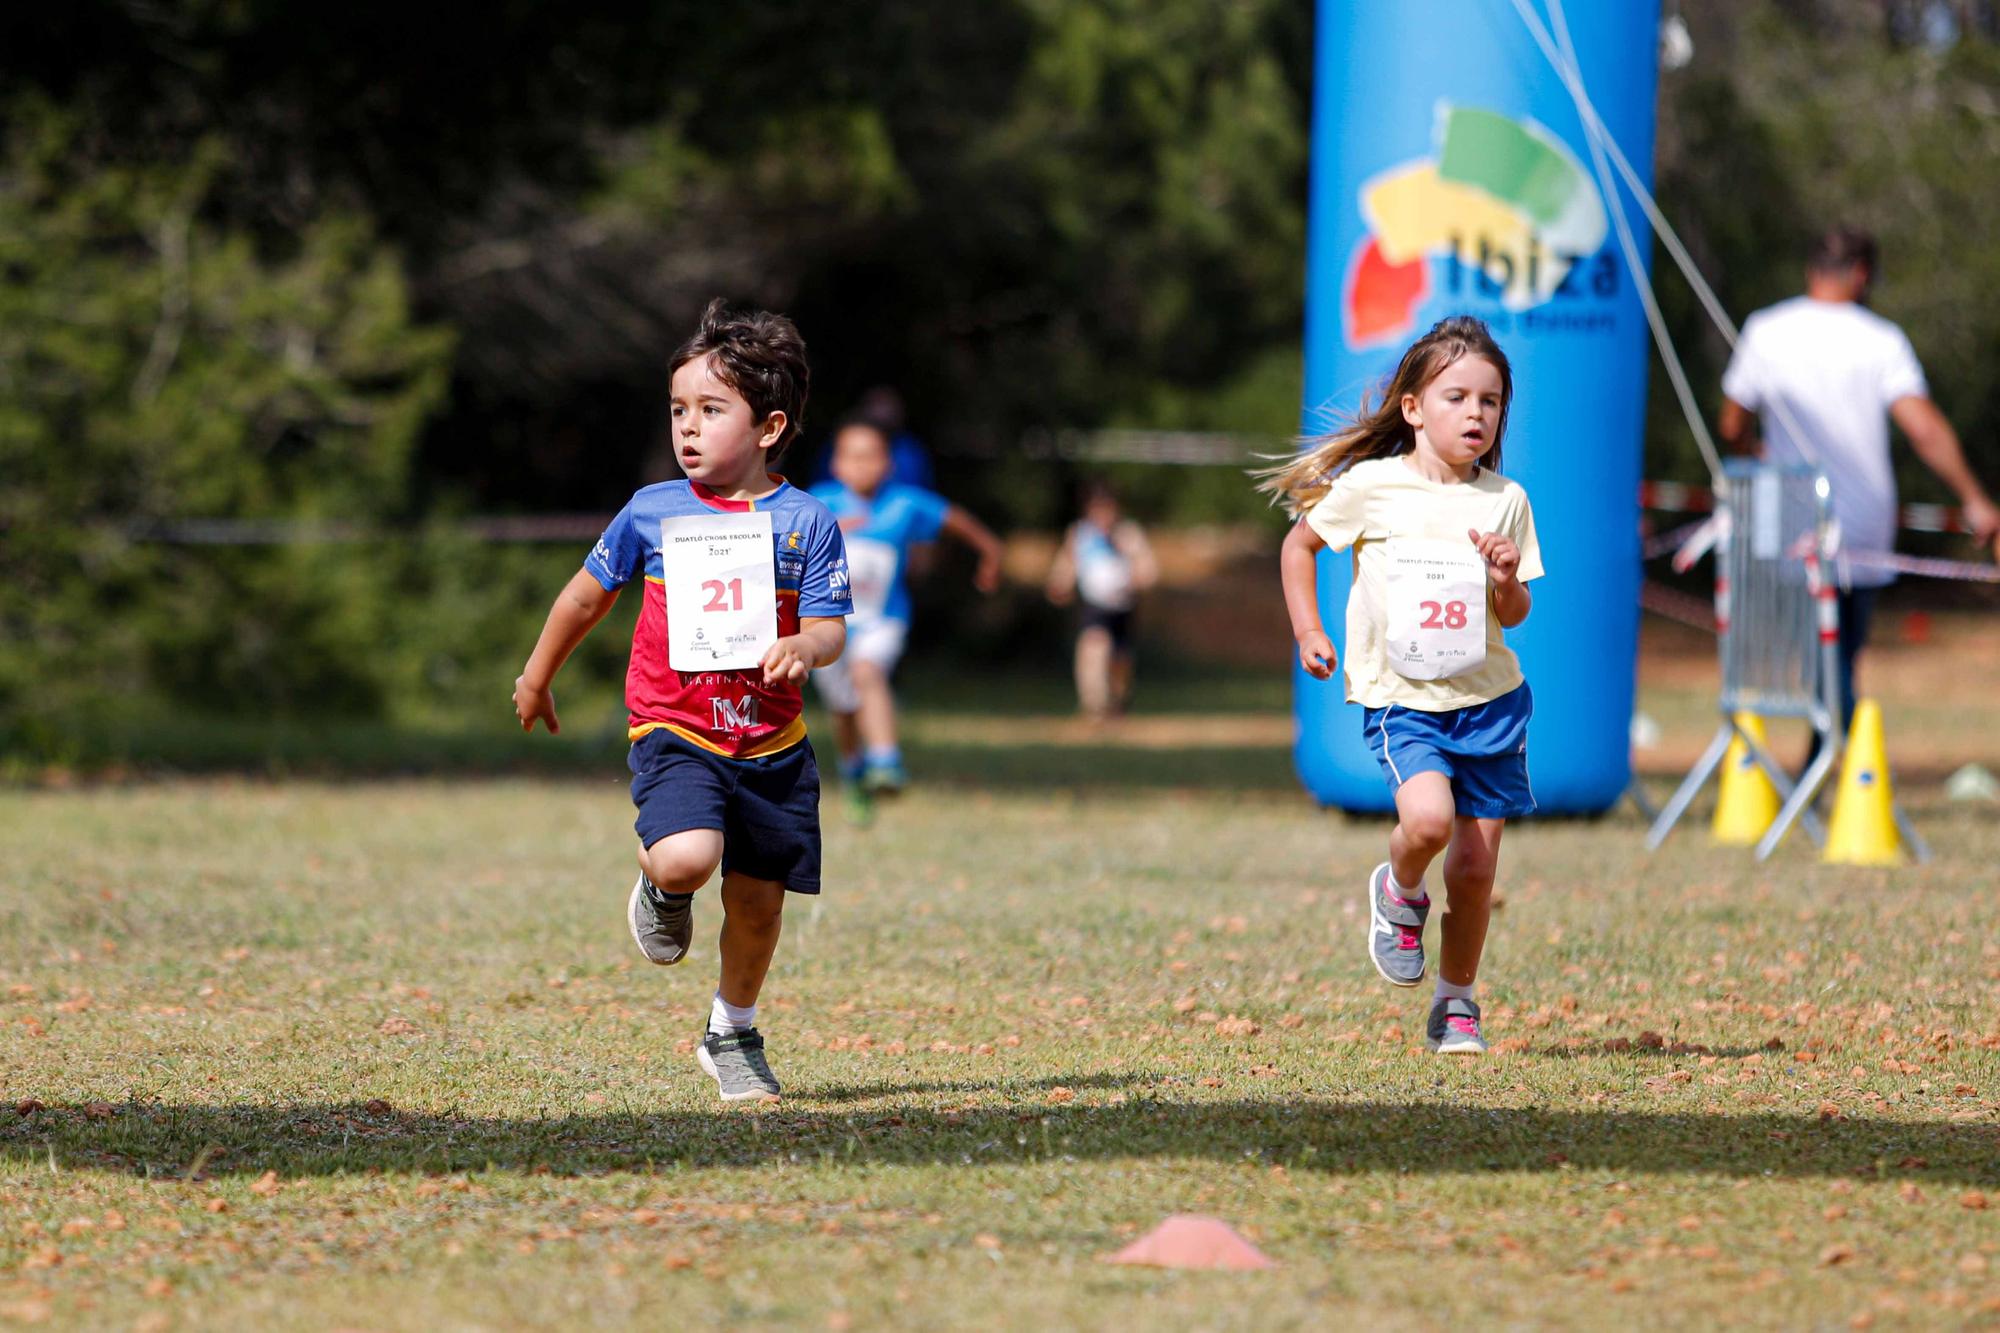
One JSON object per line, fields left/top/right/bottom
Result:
{"left": 905, "top": 487, "right": 950, "bottom": 544}
{"left": 584, "top": 500, "right": 645, "bottom": 590}
{"left": 798, "top": 508, "right": 853, "bottom": 617}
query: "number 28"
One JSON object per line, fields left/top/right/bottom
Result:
{"left": 1420, "top": 600, "right": 1468, "bottom": 630}
{"left": 702, "top": 578, "right": 744, "bottom": 611}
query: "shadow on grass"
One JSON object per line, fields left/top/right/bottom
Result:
{"left": 8, "top": 1093, "right": 1995, "bottom": 1186}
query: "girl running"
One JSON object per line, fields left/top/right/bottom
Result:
{"left": 1263, "top": 315, "right": 1543, "bottom": 1056}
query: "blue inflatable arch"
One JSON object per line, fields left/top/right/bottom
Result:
{"left": 1296, "top": 0, "right": 1660, "bottom": 814}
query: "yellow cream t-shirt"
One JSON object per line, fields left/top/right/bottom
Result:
{"left": 1304, "top": 455, "right": 1544, "bottom": 712}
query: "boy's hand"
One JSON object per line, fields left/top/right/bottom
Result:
{"left": 1469, "top": 528, "right": 1521, "bottom": 586}
{"left": 514, "top": 676, "right": 560, "bottom": 734}
{"left": 761, "top": 635, "right": 818, "bottom": 686}
{"left": 974, "top": 554, "right": 1003, "bottom": 595}
{"left": 1297, "top": 628, "right": 1337, "bottom": 680}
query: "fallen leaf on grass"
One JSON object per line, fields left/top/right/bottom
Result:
{"left": 14, "top": 1099, "right": 41, "bottom": 1117}
{"left": 1819, "top": 1243, "right": 1857, "bottom": 1267}
{"left": 83, "top": 1102, "right": 115, "bottom": 1121}
{"left": 1213, "top": 1016, "right": 1260, "bottom": 1038}
{"left": 249, "top": 1171, "right": 279, "bottom": 1197}
{"left": 1960, "top": 1191, "right": 1988, "bottom": 1210}
{"left": 377, "top": 1017, "right": 420, "bottom": 1036}
{"left": 204, "top": 1199, "right": 227, "bottom": 1214}
{"left": 363, "top": 1099, "right": 393, "bottom": 1116}
{"left": 1045, "top": 1087, "right": 1075, "bottom": 1104}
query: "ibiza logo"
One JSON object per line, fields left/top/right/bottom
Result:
{"left": 785, "top": 530, "right": 803, "bottom": 551}
{"left": 1345, "top": 103, "right": 1614, "bottom": 348}
{"left": 711, "top": 695, "right": 759, "bottom": 731}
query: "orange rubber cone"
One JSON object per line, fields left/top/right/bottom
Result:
{"left": 1712, "top": 713, "right": 1780, "bottom": 845}
{"left": 1103, "top": 1215, "right": 1277, "bottom": 1270}
{"left": 1823, "top": 699, "right": 1904, "bottom": 866}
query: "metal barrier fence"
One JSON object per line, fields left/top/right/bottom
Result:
{"left": 1644, "top": 460, "right": 1926, "bottom": 860}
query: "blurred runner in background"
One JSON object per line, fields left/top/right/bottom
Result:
{"left": 1046, "top": 480, "right": 1157, "bottom": 723}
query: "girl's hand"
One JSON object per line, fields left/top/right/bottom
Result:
{"left": 1297, "top": 628, "right": 1337, "bottom": 680}
{"left": 1469, "top": 528, "right": 1521, "bottom": 585}
{"left": 514, "top": 676, "right": 560, "bottom": 734}
{"left": 761, "top": 635, "right": 818, "bottom": 686}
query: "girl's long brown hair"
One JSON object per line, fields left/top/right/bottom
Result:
{"left": 1256, "top": 315, "right": 1514, "bottom": 517}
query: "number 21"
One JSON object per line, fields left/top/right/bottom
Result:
{"left": 1420, "top": 600, "right": 1468, "bottom": 630}
{"left": 702, "top": 578, "right": 744, "bottom": 612}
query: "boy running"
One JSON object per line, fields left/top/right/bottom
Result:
{"left": 513, "top": 299, "right": 851, "bottom": 1102}
{"left": 809, "top": 416, "right": 1003, "bottom": 819}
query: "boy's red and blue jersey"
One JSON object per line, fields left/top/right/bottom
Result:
{"left": 586, "top": 478, "right": 851, "bottom": 759}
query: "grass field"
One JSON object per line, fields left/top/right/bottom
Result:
{"left": 5, "top": 642, "right": 2000, "bottom": 1330}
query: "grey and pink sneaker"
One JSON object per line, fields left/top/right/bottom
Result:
{"left": 1366, "top": 862, "right": 1429, "bottom": 987}
{"left": 1426, "top": 996, "right": 1487, "bottom": 1055}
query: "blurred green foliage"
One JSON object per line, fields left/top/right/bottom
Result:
{"left": 3, "top": 1, "right": 1999, "bottom": 758}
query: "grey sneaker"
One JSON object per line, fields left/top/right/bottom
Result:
{"left": 1366, "top": 862, "right": 1429, "bottom": 987}
{"left": 627, "top": 873, "right": 693, "bottom": 966}
{"left": 1426, "top": 996, "right": 1487, "bottom": 1055}
{"left": 698, "top": 1026, "right": 781, "bottom": 1102}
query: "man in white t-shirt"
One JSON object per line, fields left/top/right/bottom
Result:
{"left": 1719, "top": 226, "right": 2000, "bottom": 733}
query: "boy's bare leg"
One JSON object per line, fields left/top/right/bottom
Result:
{"left": 716, "top": 872, "right": 787, "bottom": 1008}
{"left": 832, "top": 710, "right": 863, "bottom": 770}
{"left": 1437, "top": 816, "right": 1504, "bottom": 987}
{"left": 1075, "top": 626, "right": 1113, "bottom": 718}
{"left": 853, "top": 661, "right": 899, "bottom": 756}
{"left": 1109, "top": 648, "right": 1136, "bottom": 715}
{"left": 638, "top": 828, "right": 723, "bottom": 893}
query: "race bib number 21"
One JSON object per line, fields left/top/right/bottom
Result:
{"left": 661, "top": 512, "right": 779, "bottom": 671}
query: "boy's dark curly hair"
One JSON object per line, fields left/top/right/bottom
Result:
{"left": 669, "top": 298, "right": 811, "bottom": 455}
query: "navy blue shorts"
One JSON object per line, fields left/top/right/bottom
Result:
{"left": 1361, "top": 683, "right": 1536, "bottom": 820}
{"left": 628, "top": 730, "right": 823, "bottom": 894}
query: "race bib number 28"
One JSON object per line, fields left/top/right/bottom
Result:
{"left": 661, "top": 512, "right": 779, "bottom": 671}
{"left": 1384, "top": 539, "right": 1488, "bottom": 681}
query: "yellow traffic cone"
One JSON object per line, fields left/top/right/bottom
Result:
{"left": 1712, "top": 712, "right": 1781, "bottom": 845}
{"left": 1823, "top": 699, "right": 1904, "bottom": 865}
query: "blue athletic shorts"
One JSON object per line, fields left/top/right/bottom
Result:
{"left": 1360, "top": 683, "right": 1536, "bottom": 820}
{"left": 628, "top": 730, "right": 823, "bottom": 893}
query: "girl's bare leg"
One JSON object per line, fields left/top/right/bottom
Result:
{"left": 1437, "top": 816, "right": 1505, "bottom": 986}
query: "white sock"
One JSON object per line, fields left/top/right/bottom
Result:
{"left": 1434, "top": 978, "right": 1476, "bottom": 1003}
{"left": 1388, "top": 870, "right": 1427, "bottom": 904}
{"left": 709, "top": 993, "right": 757, "bottom": 1035}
